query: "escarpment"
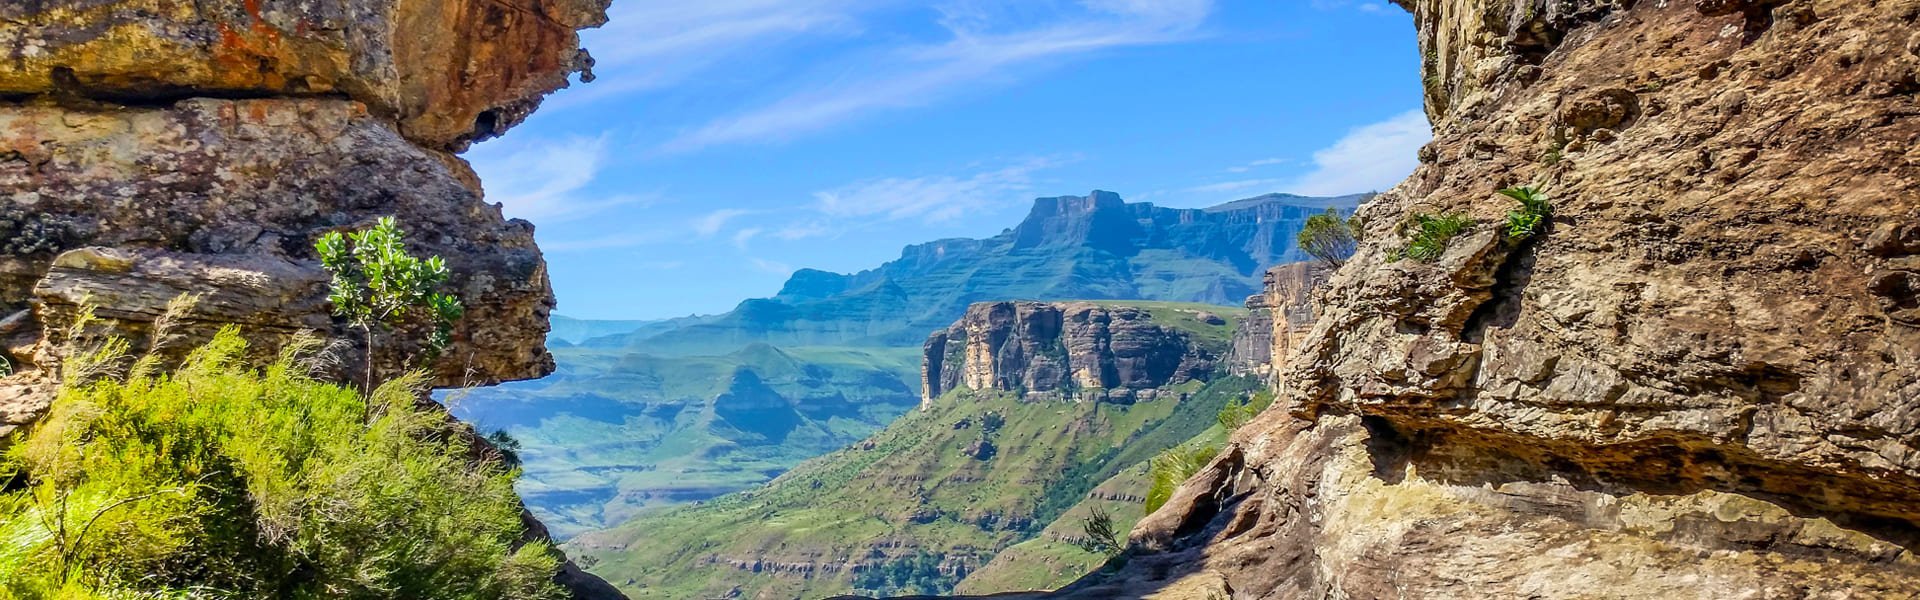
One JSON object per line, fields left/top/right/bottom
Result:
{"left": 0, "top": 0, "right": 613, "bottom": 597}
{"left": 921, "top": 301, "right": 1224, "bottom": 406}
{"left": 969, "top": 1, "right": 1920, "bottom": 598}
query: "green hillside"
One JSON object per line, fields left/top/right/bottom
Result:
{"left": 450, "top": 344, "right": 922, "bottom": 538}
{"left": 568, "top": 375, "right": 1263, "bottom": 600}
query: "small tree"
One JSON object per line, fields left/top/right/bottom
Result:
{"left": 315, "top": 217, "right": 465, "bottom": 392}
{"left": 1298, "top": 208, "right": 1360, "bottom": 268}
{"left": 1073, "top": 505, "right": 1124, "bottom": 556}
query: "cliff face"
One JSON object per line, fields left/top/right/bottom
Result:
{"left": 0, "top": 0, "right": 611, "bottom": 597}
{"left": 1225, "top": 263, "right": 1327, "bottom": 382}
{"left": 921, "top": 302, "right": 1225, "bottom": 406}
{"left": 0, "top": 0, "right": 596, "bottom": 413}
{"left": 1030, "top": 1, "right": 1920, "bottom": 598}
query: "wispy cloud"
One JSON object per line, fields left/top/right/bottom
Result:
{"left": 549, "top": 0, "right": 872, "bottom": 109}
{"left": 661, "top": 0, "right": 1215, "bottom": 152}
{"left": 1310, "top": 0, "right": 1391, "bottom": 13}
{"left": 812, "top": 157, "right": 1060, "bottom": 224}
{"left": 693, "top": 209, "right": 754, "bottom": 236}
{"left": 1225, "top": 157, "right": 1289, "bottom": 173}
{"left": 466, "top": 135, "right": 649, "bottom": 222}
{"left": 1280, "top": 110, "right": 1430, "bottom": 196}
{"left": 747, "top": 256, "right": 794, "bottom": 275}
{"left": 1188, "top": 178, "right": 1284, "bottom": 194}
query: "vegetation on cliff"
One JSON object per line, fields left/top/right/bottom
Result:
{"left": 0, "top": 329, "right": 562, "bottom": 599}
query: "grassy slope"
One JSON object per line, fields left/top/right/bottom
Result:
{"left": 450, "top": 344, "right": 923, "bottom": 538}
{"left": 569, "top": 367, "right": 1259, "bottom": 599}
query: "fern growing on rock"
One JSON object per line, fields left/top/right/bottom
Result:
{"left": 1392, "top": 212, "right": 1475, "bottom": 262}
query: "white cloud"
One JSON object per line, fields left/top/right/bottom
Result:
{"left": 1188, "top": 178, "right": 1284, "bottom": 194}
{"left": 747, "top": 256, "right": 794, "bottom": 275}
{"left": 693, "top": 209, "right": 754, "bottom": 236}
{"left": 547, "top": 0, "right": 870, "bottom": 109}
{"left": 811, "top": 158, "right": 1058, "bottom": 224}
{"left": 1224, "top": 157, "right": 1289, "bottom": 173}
{"left": 731, "top": 227, "right": 765, "bottom": 250}
{"left": 1280, "top": 110, "right": 1431, "bottom": 196}
{"left": 661, "top": 1, "right": 1214, "bottom": 152}
{"left": 466, "top": 135, "right": 649, "bottom": 223}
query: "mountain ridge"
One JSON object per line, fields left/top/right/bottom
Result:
{"left": 590, "top": 191, "right": 1367, "bottom": 354}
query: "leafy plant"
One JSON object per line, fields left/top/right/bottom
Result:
{"left": 1144, "top": 442, "right": 1221, "bottom": 515}
{"left": 315, "top": 217, "right": 465, "bottom": 391}
{"left": 1072, "top": 505, "right": 1124, "bottom": 556}
{"left": 488, "top": 429, "right": 524, "bottom": 468}
{"left": 0, "top": 329, "right": 563, "bottom": 599}
{"left": 1297, "top": 208, "right": 1361, "bottom": 268}
{"left": 1392, "top": 212, "right": 1475, "bottom": 263}
{"left": 1499, "top": 186, "right": 1553, "bottom": 242}
{"left": 1216, "top": 389, "right": 1274, "bottom": 432}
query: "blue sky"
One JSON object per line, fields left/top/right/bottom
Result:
{"left": 464, "top": 0, "right": 1427, "bottom": 320}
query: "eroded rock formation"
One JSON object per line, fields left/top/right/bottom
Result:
{"left": 921, "top": 302, "right": 1220, "bottom": 406}
{"left": 1002, "top": 0, "right": 1920, "bottom": 598}
{"left": 0, "top": 0, "right": 614, "bottom": 597}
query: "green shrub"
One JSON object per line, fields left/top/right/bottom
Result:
{"left": 1072, "top": 505, "right": 1124, "bottom": 556}
{"left": 1143, "top": 443, "right": 1221, "bottom": 515}
{"left": 0, "top": 329, "right": 563, "bottom": 600}
{"left": 316, "top": 217, "right": 465, "bottom": 390}
{"left": 1215, "top": 389, "right": 1275, "bottom": 432}
{"left": 1392, "top": 212, "right": 1475, "bottom": 263}
{"left": 1499, "top": 186, "right": 1553, "bottom": 242}
{"left": 1297, "top": 208, "right": 1362, "bottom": 268}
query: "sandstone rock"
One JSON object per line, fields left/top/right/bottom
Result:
{"left": 0, "top": 0, "right": 608, "bottom": 150}
{"left": 921, "top": 302, "right": 1220, "bottom": 406}
{"left": 1, "top": 98, "right": 555, "bottom": 389}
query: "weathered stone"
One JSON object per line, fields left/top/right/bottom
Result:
{"left": 0, "top": 0, "right": 608, "bottom": 150}
{"left": 922, "top": 302, "right": 1219, "bottom": 406}
{"left": 1, "top": 98, "right": 555, "bottom": 389}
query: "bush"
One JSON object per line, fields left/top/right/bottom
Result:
{"left": 1215, "top": 389, "right": 1274, "bottom": 432}
{"left": 1072, "top": 505, "right": 1124, "bottom": 556}
{"left": 0, "top": 329, "right": 564, "bottom": 600}
{"left": 1392, "top": 212, "right": 1475, "bottom": 262}
{"left": 1297, "top": 208, "right": 1361, "bottom": 268}
{"left": 1499, "top": 186, "right": 1553, "bottom": 242}
{"left": 1143, "top": 443, "right": 1221, "bottom": 515}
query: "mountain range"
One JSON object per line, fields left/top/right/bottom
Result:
{"left": 453, "top": 190, "right": 1364, "bottom": 537}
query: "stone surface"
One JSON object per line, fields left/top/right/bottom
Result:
{"left": 1, "top": 98, "right": 555, "bottom": 388}
{"left": 922, "top": 302, "right": 1220, "bottom": 406}
{"left": 0, "top": 0, "right": 608, "bottom": 150}
{"left": 892, "top": 0, "right": 1920, "bottom": 598}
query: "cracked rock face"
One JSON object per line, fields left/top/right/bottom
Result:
{"left": 1013, "top": 0, "right": 1920, "bottom": 598}
{"left": 2, "top": 97, "right": 555, "bottom": 388}
{"left": 922, "top": 302, "right": 1219, "bottom": 406}
{"left": 0, "top": 0, "right": 608, "bottom": 150}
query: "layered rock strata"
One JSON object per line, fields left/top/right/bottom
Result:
{"left": 922, "top": 302, "right": 1220, "bottom": 406}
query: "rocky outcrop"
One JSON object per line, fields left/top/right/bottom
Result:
{"left": 1226, "top": 264, "right": 1327, "bottom": 382}
{"left": 982, "top": 0, "right": 1920, "bottom": 598}
{"left": 0, "top": 0, "right": 606, "bottom": 151}
{"left": 921, "top": 302, "right": 1220, "bottom": 406}
{"left": 0, "top": 0, "right": 610, "bottom": 596}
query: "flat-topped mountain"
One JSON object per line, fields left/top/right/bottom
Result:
{"left": 566, "top": 301, "right": 1256, "bottom": 599}
{"left": 593, "top": 191, "right": 1367, "bottom": 353}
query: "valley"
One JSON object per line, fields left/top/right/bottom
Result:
{"left": 456, "top": 191, "right": 1362, "bottom": 537}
